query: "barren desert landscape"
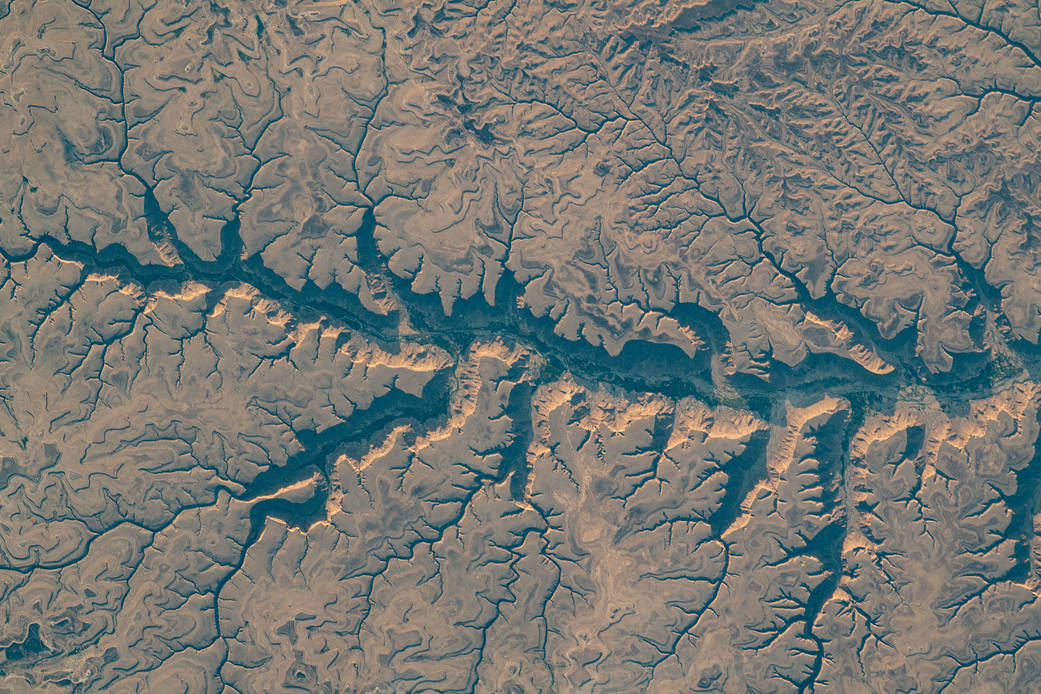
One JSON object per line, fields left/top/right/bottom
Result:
{"left": 4, "top": 0, "right": 1041, "bottom": 691}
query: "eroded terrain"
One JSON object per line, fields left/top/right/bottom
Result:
{"left": 4, "top": 0, "right": 1041, "bottom": 691}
